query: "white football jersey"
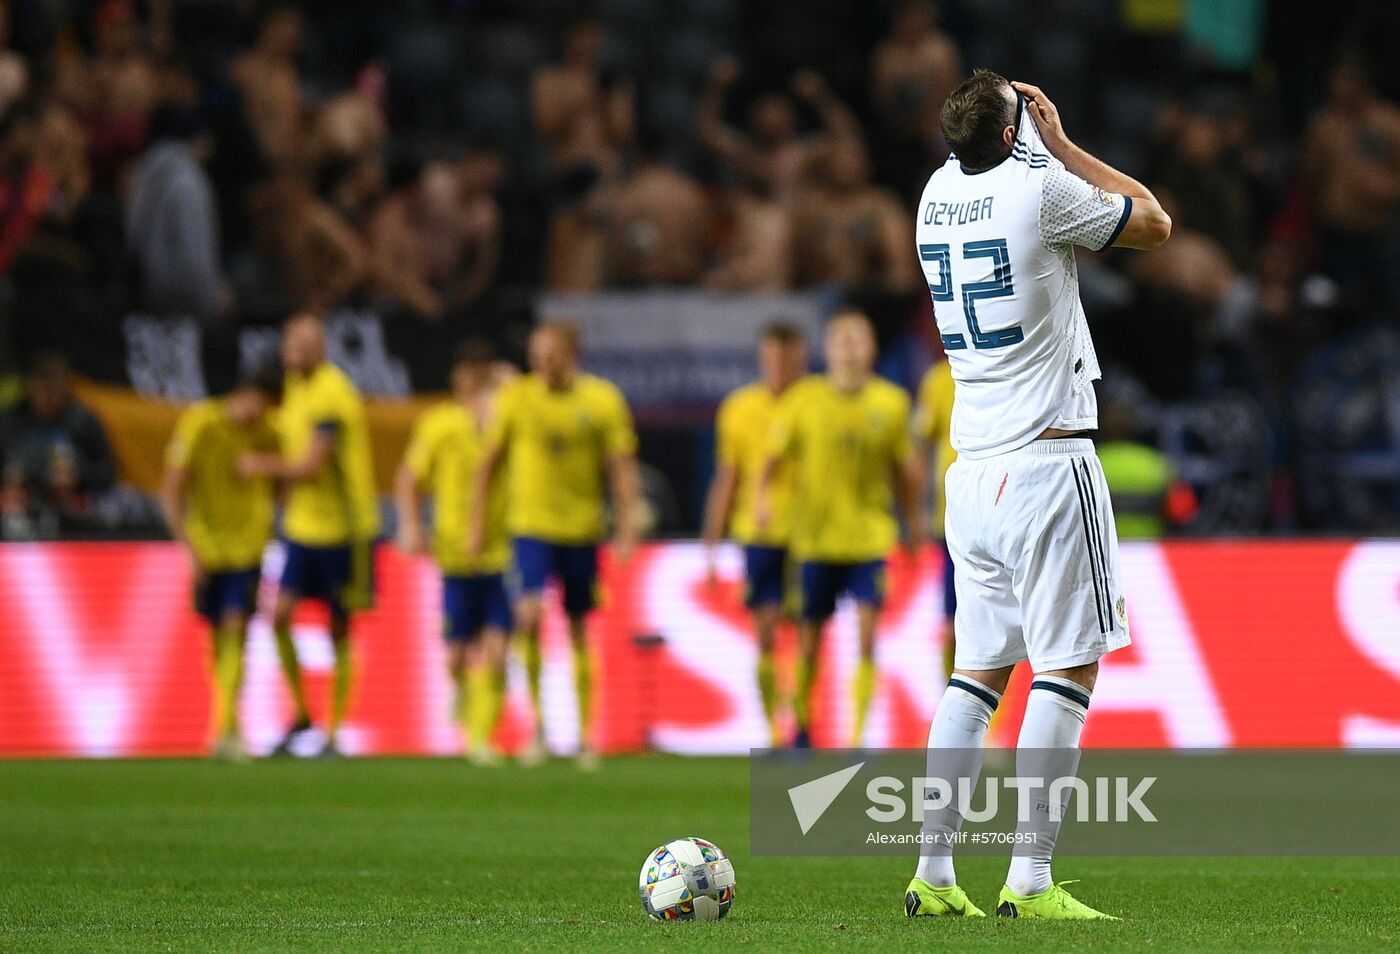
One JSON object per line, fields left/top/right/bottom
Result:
{"left": 915, "top": 95, "right": 1132, "bottom": 460}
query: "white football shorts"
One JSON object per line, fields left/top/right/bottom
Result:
{"left": 945, "top": 438, "right": 1131, "bottom": 671}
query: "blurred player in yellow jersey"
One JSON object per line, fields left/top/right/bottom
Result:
{"left": 914, "top": 359, "right": 959, "bottom": 680}
{"left": 701, "top": 321, "right": 807, "bottom": 746}
{"left": 395, "top": 341, "right": 514, "bottom": 766}
{"left": 758, "top": 312, "right": 923, "bottom": 747}
{"left": 160, "top": 368, "right": 282, "bottom": 761}
{"left": 470, "top": 321, "right": 640, "bottom": 768}
{"left": 239, "top": 313, "right": 381, "bottom": 757}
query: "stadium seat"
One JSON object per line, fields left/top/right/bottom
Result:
{"left": 459, "top": 79, "right": 529, "bottom": 145}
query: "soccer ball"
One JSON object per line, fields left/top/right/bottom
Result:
{"left": 637, "top": 837, "right": 736, "bottom": 921}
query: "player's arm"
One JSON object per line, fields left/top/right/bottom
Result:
{"left": 755, "top": 392, "right": 798, "bottom": 532}
{"left": 701, "top": 400, "right": 741, "bottom": 581}
{"left": 792, "top": 69, "right": 861, "bottom": 141}
{"left": 393, "top": 463, "right": 427, "bottom": 555}
{"left": 698, "top": 57, "right": 759, "bottom": 176}
{"left": 602, "top": 389, "right": 642, "bottom": 565}
{"left": 892, "top": 406, "right": 925, "bottom": 556}
{"left": 465, "top": 439, "right": 503, "bottom": 561}
{"left": 895, "top": 451, "right": 926, "bottom": 556}
{"left": 158, "top": 463, "right": 193, "bottom": 560}
{"left": 607, "top": 451, "right": 641, "bottom": 565}
{"left": 1012, "top": 81, "right": 1171, "bottom": 250}
{"left": 160, "top": 412, "right": 204, "bottom": 581}
{"left": 241, "top": 426, "right": 335, "bottom": 482}
{"left": 753, "top": 455, "right": 779, "bottom": 533}
{"left": 701, "top": 463, "right": 738, "bottom": 582}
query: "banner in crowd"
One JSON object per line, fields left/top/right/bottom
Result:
{"left": 537, "top": 291, "right": 834, "bottom": 420}
{"left": 1, "top": 540, "right": 1398, "bottom": 758}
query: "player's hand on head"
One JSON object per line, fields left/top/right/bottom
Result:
{"left": 1011, "top": 81, "right": 1070, "bottom": 154}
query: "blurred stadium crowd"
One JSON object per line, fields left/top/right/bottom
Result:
{"left": 2, "top": 0, "right": 1400, "bottom": 538}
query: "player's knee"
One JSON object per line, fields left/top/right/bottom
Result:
{"left": 445, "top": 646, "right": 466, "bottom": 681}
{"left": 952, "top": 665, "right": 1015, "bottom": 696}
{"left": 1041, "top": 660, "right": 1098, "bottom": 692}
{"left": 753, "top": 607, "right": 780, "bottom": 650}
{"left": 218, "top": 609, "right": 247, "bottom": 635}
{"left": 515, "top": 597, "right": 542, "bottom": 633}
{"left": 272, "top": 598, "right": 295, "bottom": 629}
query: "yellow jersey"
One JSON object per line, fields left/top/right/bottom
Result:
{"left": 403, "top": 400, "right": 510, "bottom": 575}
{"left": 165, "top": 399, "right": 278, "bottom": 571}
{"left": 716, "top": 382, "right": 796, "bottom": 547}
{"left": 279, "top": 362, "right": 381, "bottom": 547}
{"left": 914, "top": 361, "right": 957, "bottom": 539}
{"left": 767, "top": 374, "right": 912, "bottom": 563}
{"left": 487, "top": 372, "right": 637, "bottom": 544}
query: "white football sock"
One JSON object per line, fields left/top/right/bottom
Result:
{"left": 914, "top": 676, "right": 1001, "bottom": 887}
{"left": 1005, "top": 674, "right": 1090, "bottom": 897}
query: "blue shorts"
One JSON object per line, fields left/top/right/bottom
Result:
{"left": 938, "top": 538, "right": 957, "bottom": 616}
{"left": 744, "top": 545, "right": 791, "bottom": 610}
{"left": 443, "top": 573, "right": 513, "bottom": 642}
{"left": 513, "top": 537, "right": 598, "bottom": 615}
{"left": 280, "top": 540, "right": 376, "bottom": 615}
{"left": 196, "top": 567, "right": 260, "bottom": 624}
{"left": 800, "top": 560, "right": 886, "bottom": 622}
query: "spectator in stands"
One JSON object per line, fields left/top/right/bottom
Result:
{"left": 0, "top": 101, "right": 48, "bottom": 277}
{"left": 82, "top": 0, "right": 157, "bottom": 192}
{"left": 869, "top": 0, "right": 960, "bottom": 200}
{"left": 7, "top": 101, "right": 128, "bottom": 363}
{"left": 699, "top": 59, "right": 860, "bottom": 203}
{"left": 1148, "top": 106, "right": 1254, "bottom": 268}
{"left": 531, "top": 19, "right": 632, "bottom": 178}
{"left": 248, "top": 174, "right": 366, "bottom": 314}
{"left": 1126, "top": 186, "right": 1240, "bottom": 309}
{"left": 606, "top": 130, "right": 709, "bottom": 286}
{"left": 0, "top": 11, "right": 29, "bottom": 121}
{"left": 125, "top": 104, "right": 229, "bottom": 321}
{"left": 789, "top": 134, "right": 918, "bottom": 293}
{"left": 542, "top": 164, "right": 608, "bottom": 292}
{"left": 703, "top": 175, "right": 791, "bottom": 291}
{"left": 309, "top": 61, "right": 387, "bottom": 176}
{"left": 1302, "top": 58, "right": 1400, "bottom": 313}
{"left": 229, "top": 5, "right": 306, "bottom": 172}
{"left": 318, "top": 153, "right": 383, "bottom": 230}
{"left": 0, "top": 352, "right": 116, "bottom": 538}
{"left": 871, "top": 0, "right": 960, "bottom": 127}
{"left": 367, "top": 153, "right": 503, "bottom": 320}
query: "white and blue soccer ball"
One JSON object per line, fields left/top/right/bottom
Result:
{"left": 637, "top": 837, "right": 736, "bottom": 921}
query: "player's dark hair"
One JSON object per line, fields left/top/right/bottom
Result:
{"left": 941, "top": 69, "right": 1017, "bottom": 172}
{"left": 235, "top": 363, "right": 284, "bottom": 401}
{"left": 453, "top": 337, "right": 497, "bottom": 369}
{"left": 761, "top": 319, "right": 804, "bottom": 346}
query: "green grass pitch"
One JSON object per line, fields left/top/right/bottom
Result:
{"left": 1, "top": 756, "right": 1396, "bottom": 952}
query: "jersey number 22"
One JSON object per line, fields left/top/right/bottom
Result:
{"left": 920, "top": 238, "right": 1022, "bottom": 351}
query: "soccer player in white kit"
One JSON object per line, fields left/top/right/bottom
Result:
{"left": 903, "top": 72, "right": 1171, "bottom": 920}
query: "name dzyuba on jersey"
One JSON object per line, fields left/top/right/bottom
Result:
{"left": 923, "top": 196, "right": 995, "bottom": 227}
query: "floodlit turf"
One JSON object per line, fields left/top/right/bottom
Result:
{"left": 1, "top": 757, "right": 1396, "bottom": 952}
